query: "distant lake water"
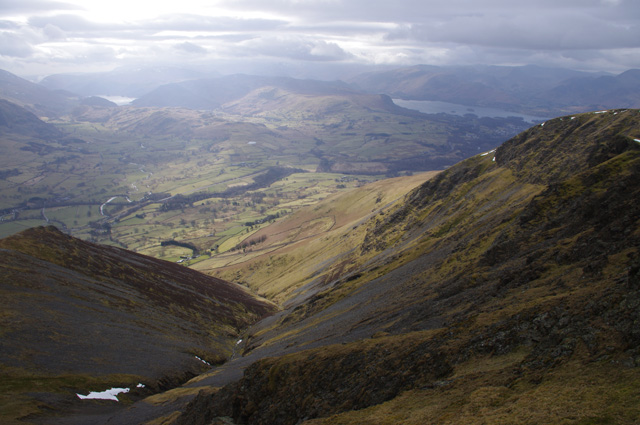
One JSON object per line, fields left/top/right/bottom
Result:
{"left": 393, "top": 99, "right": 547, "bottom": 123}
{"left": 97, "top": 95, "right": 136, "bottom": 105}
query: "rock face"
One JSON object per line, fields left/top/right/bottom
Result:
{"left": 179, "top": 334, "right": 452, "bottom": 425}
{"left": 178, "top": 110, "right": 640, "bottom": 425}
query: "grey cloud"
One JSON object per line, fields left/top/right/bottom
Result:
{"left": 147, "top": 14, "right": 286, "bottom": 32}
{"left": 26, "top": 13, "right": 285, "bottom": 42}
{"left": 43, "top": 24, "right": 65, "bottom": 40}
{"left": 47, "top": 45, "right": 118, "bottom": 64}
{"left": 0, "top": 20, "right": 20, "bottom": 29}
{"left": 227, "top": 0, "right": 627, "bottom": 23}
{"left": 1, "top": 0, "right": 638, "bottom": 76}
{"left": 0, "top": 32, "right": 34, "bottom": 57}
{"left": 173, "top": 42, "right": 208, "bottom": 54}
{"left": 28, "top": 14, "right": 117, "bottom": 32}
{"left": 239, "top": 36, "right": 353, "bottom": 61}
{"left": 0, "top": 0, "right": 78, "bottom": 15}
{"left": 384, "top": 7, "right": 640, "bottom": 51}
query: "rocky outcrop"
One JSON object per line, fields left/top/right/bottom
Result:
{"left": 179, "top": 334, "right": 452, "bottom": 425}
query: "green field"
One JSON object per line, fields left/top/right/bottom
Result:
{"left": 0, "top": 96, "right": 528, "bottom": 261}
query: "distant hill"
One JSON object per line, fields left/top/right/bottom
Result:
{"left": 0, "top": 226, "right": 276, "bottom": 423}
{"left": 0, "top": 99, "right": 64, "bottom": 140}
{"left": 0, "top": 69, "right": 78, "bottom": 117}
{"left": 131, "top": 74, "right": 359, "bottom": 110}
{"left": 542, "top": 69, "right": 640, "bottom": 113}
{"left": 172, "top": 110, "right": 640, "bottom": 425}
{"left": 39, "top": 66, "right": 209, "bottom": 98}
{"left": 348, "top": 64, "right": 640, "bottom": 116}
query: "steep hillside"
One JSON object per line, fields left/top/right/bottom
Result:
{"left": 176, "top": 109, "right": 640, "bottom": 424}
{"left": 0, "top": 69, "right": 78, "bottom": 117}
{"left": 0, "top": 226, "right": 276, "bottom": 424}
{"left": 194, "top": 172, "right": 439, "bottom": 303}
{"left": 0, "top": 99, "right": 65, "bottom": 140}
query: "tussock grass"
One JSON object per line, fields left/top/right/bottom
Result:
{"left": 304, "top": 359, "right": 640, "bottom": 425}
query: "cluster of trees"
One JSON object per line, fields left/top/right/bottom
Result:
{"left": 245, "top": 212, "right": 281, "bottom": 227}
{"left": 0, "top": 168, "right": 21, "bottom": 180}
{"left": 88, "top": 221, "right": 111, "bottom": 236}
{"left": 160, "top": 239, "right": 199, "bottom": 255}
{"left": 230, "top": 235, "right": 267, "bottom": 252}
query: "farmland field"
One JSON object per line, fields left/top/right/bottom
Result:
{"left": 0, "top": 95, "right": 530, "bottom": 263}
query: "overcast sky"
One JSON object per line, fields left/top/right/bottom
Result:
{"left": 0, "top": 0, "right": 638, "bottom": 79}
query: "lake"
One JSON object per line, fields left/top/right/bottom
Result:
{"left": 393, "top": 99, "right": 547, "bottom": 123}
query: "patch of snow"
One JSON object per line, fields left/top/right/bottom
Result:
{"left": 247, "top": 141, "right": 257, "bottom": 145}
{"left": 540, "top": 122, "right": 545, "bottom": 127}
{"left": 594, "top": 110, "right": 608, "bottom": 114}
{"left": 137, "top": 383, "right": 145, "bottom": 388}
{"left": 236, "top": 339, "right": 243, "bottom": 345}
{"left": 77, "top": 387, "right": 129, "bottom": 401}
{"left": 480, "top": 149, "right": 496, "bottom": 157}
{"left": 571, "top": 117, "right": 576, "bottom": 120}
{"left": 492, "top": 157, "right": 496, "bottom": 162}
{"left": 195, "top": 355, "right": 211, "bottom": 366}
{"left": 634, "top": 139, "right": 640, "bottom": 143}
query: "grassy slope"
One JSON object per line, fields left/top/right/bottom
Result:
{"left": 0, "top": 226, "right": 276, "bottom": 424}
{"left": 193, "top": 172, "right": 438, "bottom": 303}
{"left": 177, "top": 109, "right": 640, "bottom": 424}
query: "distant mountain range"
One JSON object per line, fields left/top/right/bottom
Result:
{"left": 24, "top": 64, "right": 640, "bottom": 118}
{"left": 39, "top": 66, "right": 209, "bottom": 98}
{"left": 348, "top": 65, "right": 640, "bottom": 116}
{"left": 130, "top": 74, "right": 360, "bottom": 110}
{"left": 0, "top": 64, "right": 638, "bottom": 121}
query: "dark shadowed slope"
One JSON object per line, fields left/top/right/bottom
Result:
{"left": 178, "top": 109, "right": 640, "bottom": 425}
{"left": 0, "top": 70, "right": 78, "bottom": 117}
{"left": 0, "top": 226, "right": 276, "bottom": 424}
{"left": 0, "top": 99, "right": 64, "bottom": 140}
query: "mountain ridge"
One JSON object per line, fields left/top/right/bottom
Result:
{"left": 173, "top": 109, "right": 640, "bottom": 425}
{"left": 0, "top": 225, "right": 276, "bottom": 423}
{"left": 349, "top": 65, "right": 639, "bottom": 116}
